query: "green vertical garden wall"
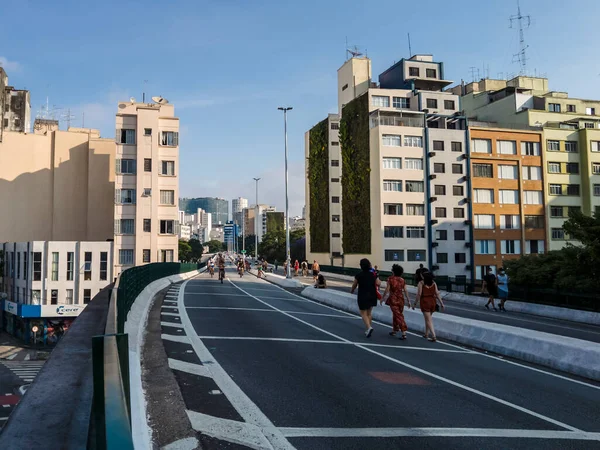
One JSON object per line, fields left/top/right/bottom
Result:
{"left": 308, "top": 118, "right": 330, "bottom": 253}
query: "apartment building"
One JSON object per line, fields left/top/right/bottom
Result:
{"left": 114, "top": 100, "right": 180, "bottom": 275}
{"left": 232, "top": 197, "right": 248, "bottom": 226}
{"left": 456, "top": 76, "right": 600, "bottom": 250}
{"left": 1, "top": 67, "right": 31, "bottom": 139}
{"left": 306, "top": 54, "right": 471, "bottom": 276}
{"left": 468, "top": 125, "right": 546, "bottom": 279}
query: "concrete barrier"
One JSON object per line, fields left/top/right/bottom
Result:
{"left": 301, "top": 287, "right": 600, "bottom": 382}
{"left": 318, "top": 271, "right": 600, "bottom": 327}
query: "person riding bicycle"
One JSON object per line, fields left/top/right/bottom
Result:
{"left": 237, "top": 260, "right": 244, "bottom": 277}
{"left": 217, "top": 254, "right": 226, "bottom": 283}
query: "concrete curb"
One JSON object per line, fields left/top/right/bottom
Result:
{"left": 318, "top": 271, "right": 600, "bottom": 327}
{"left": 301, "top": 287, "right": 600, "bottom": 382}
{"left": 246, "top": 269, "right": 305, "bottom": 288}
{"left": 124, "top": 269, "right": 201, "bottom": 450}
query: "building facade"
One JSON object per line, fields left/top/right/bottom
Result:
{"left": 1, "top": 67, "right": 31, "bottom": 140}
{"left": 180, "top": 197, "right": 228, "bottom": 225}
{"left": 114, "top": 100, "right": 180, "bottom": 275}
{"left": 232, "top": 197, "right": 248, "bottom": 226}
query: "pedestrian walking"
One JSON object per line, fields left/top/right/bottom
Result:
{"left": 497, "top": 268, "right": 509, "bottom": 311}
{"left": 350, "top": 258, "right": 381, "bottom": 338}
{"left": 381, "top": 264, "right": 411, "bottom": 340}
{"left": 301, "top": 260, "right": 308, "bottom": 277}
{"left": 414, "top": 264, "right": 425, "bottom": 285}
{"left": 294, "top": 259, "right": 300, "bottom": 276}
{"left": 314, "top": 273, "right": 327, "bottom": 288}
{"left": 274, "top": 259, "right": 279, "bottom": 273}
{"left": 312, "top": 260, "right": 320, "bottom": 282}
{"left": 414, "top": 271, "right": 444, "bottom": 342}
{"left": 482, "top": 267, "right": 498, "bottom": 311}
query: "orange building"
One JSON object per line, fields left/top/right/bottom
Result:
{"left": 469, "top": 125, "right": 546, "bottom": 279}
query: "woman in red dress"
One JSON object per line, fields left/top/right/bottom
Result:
{"left": 414, "top": 271, "right": 445, "bottom": 342}
{"left": 381, "top": 264, "right": 411, "bottom": 340}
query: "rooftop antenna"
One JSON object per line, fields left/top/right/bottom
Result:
{"left": 60, "top": 108, "right": 76, "bottom": 130}
{"left": 509, "top": 0, "right": 531, "bottom": 75}
{"left": 143, "top": 79, "right": 148, "bottom": 103}
{"left": 345, "top": 37, "right": 363, "bottom": 60}
{"left": 408, "top": 33, "right": 412, "bottom": 57}
{"left": 469, "top": 67, "right": 478, "bottom": 83}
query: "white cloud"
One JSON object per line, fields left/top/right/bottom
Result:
{"left": 0, "top": 56, "right": 21, "bottom": 72}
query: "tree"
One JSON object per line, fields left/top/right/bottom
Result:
{"left": 205, "top": 240, "right": 223, "bottom": 254}
{"left": 188, "top": 239, "right": 203, "bottom": 262}
{"left": 179, "top": 240, "right": 192, "bottom": 262}
{"left": 237, "top": 234, "right": 256, "bottom": 256}
{"left": 257, "top": 228, "right": 306, "bottom": 263}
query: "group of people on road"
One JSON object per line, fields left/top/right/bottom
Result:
{"left": 482, "top": 267, "right": 509, "bottom": 311}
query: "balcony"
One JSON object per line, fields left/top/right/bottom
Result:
{"left": 370, "top": 110, "right": 424, "bottom": 129}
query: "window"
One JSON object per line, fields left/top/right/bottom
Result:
{"left": 435, "top": 207, "right": 446, "bottom": 218}
{"left": 331, "top": 159, "right": 339, "bottom": 167}
{"left": 452, "top": 164, "right": 463, "bottom": 174}
{"left": 524, "top": 215, "right": 544, "bottom": 229}
{"left": 384, "top": 226, "right": 404, "bottom": 238}
{"left": 501, "top": 240, "right": 521, "bottom": 254}
{"left": 592, "top": 142, "right": 600, "bottom": 152}
{"left": 433, "top": 163, "right": 445, "bottom": 173}
{"left": 17, "top": 252, "right": 21, "bottom": 279}
{"left": 161, "top": 161, "right": 175, "bottom": 176}
{"left": 549, "top": 184, "right": 562, "bottom": 195}
{"left": 142, "top": 219, "right": 151, "bottom": 232}
{"left": 115, "top": 189, "right": 136, "bottom": 204}
{"left": 405, "top": 181, "right": 424, "bottom": 192}
{"left": 332, "top": 215, "right": 340, "bottom": 222}
{"left": 404, "top": 136, "right": 423, "bottom": 147}
{"left": 565, "top": 163, "right": 579, "bottom": 174}
{"left": 160, "top": 250, "right": 174, "bottom": 263}
{"left": 383, "top": 157, "right": 402, "bottom": 169}
{"left": 407, "top": 250, "right": 426, "bottom": 262}
{"left": 143, "top": 249, "right": 151, "bottom": 263}
{"left": 522, "top": 166, "right": 542, "bottom": 180}
{"left": 404, "top": 158, "right": 423, "bottom": 170}
{"left": 331, "top": 196, "right": 340, "bottom": 203}
{"left": 594, "top": 184, "right": 600, "bottom": 196}
{"left": 118, "top": 129, "right": 135, "bottom": 144}
{"left": 393, "top": 97, "right": 410, "bottom": 109}
{"left": 426, "top": 98, "right": 438, "bottom": 109}
{"left": 551, "top": 228, "right": 566, "bottom": 240}
{"left": 434, "top": 185, "right": 446, "bottom": 195}
{"left": 444, "top": 100, "right": 455, "bottom": 110}
{"left": 523, "top": 190, "right": 543, "bottom": 205}
{"left": 453, "top": 185, "right": 464, "bottom": 196}
{"left": 50, "top": 290, "right": 58, "bottom": 305}
{"left": 33, "top": 252, "right": 42, "bottom": 281}
{"left": 566, "top": 184, "right": 580, "bottom": 196}
{"left": 406, "top": 204, "right": 425, "bottom": 215}
{"left": 144, "top": 128, "right": 152, "bottom": 136}
{"left": 66, "top": 289, "right": 74, "bottom": 305}
{"left": 51, "top": 252, "right": 59, "bottom": 281}
{"left": 499, "top": 190, "right": 518, "bottom": 204}
{"left": 526, "top": 240, "right": 545, "bottom": 255}
{"left": 451, "top": 141, "right": 462, "bottom": 152}
{"left": 498, "top": 165, "right": 518, "bottom": 180}
{"left": 331, "top": 141, "right": 339, "bottom": 146}
{"left": 409, "top": 67, "right": 419, "bottom": 76}
{"left": 454, "top": 230, "right": 466, "bottom": 241}
{"left": 83, "top": 289, "right": 91, "bottom": 305}
{"left": 474, "top": 189, "right": 494, "bottom": 203}
{"left": 565, "top": 141, "right": 578, "bottom": 153}
{"left": 521, "top": 141, "right": 540, "bottom": 156}
{"left": 385, "top": 250, "right": 404, "bottom": 261}
{"left": 372, "top": 95, "right": 390, "bottom": 107}
{"left": 383, "top": 180, "right": 402, "bottom": 192}
{"left": 475, "top": 240, "right": 496, "bottom": 255}
{"left": 568, "top": 206, "right": 581, "bottom": 216}
{"left": 500, "top": 215, "right": 520, "bottom": 230}
{"left": 342, "top": 84, "right": 348, "bottom": 91}
{"left": 66, "top": 252, "right": 74, "bottom": 281}
{"left": 585, "top": 122, "right": 595, "bottom": 129}
{"left": 436, "top": 230, "right": 447, "bottom": 240}
{"left": 160, "top": 220, "right": 175, "bottom": 234}
{"left": 160, "top": 190, "right": 175, "bottom": 205}
{"left": 23, "top": 252, "right": 27, "bottom": 280}
{"left": 119, "top": 249, "right": 134, "bottom": 265}
{"left": 332, "top": 233, "right": 341, "bottom": 238}
{"left": 331, "top": 122, "right": 339, "bottom": 130}
{"left": 475, "top": 214, "right": 495, "bottom": 229}
{"left": 592, "top": 163, "right": 600, "bottom": 175}
{"left": 497, "top": 140, "right": 517, "bottom": 155}
{"left": 144, "top": 158, "right": 152, "bottom": 172}
{"left": 548, "top": 162, "right": 561, "bottom": 174}
{"left": 454, "top": 208, "right": 465, "bottom": 218}
{"left": 161, "top": 131, "right": 179, "bottom": 146}
{"left": 455, "top": 253, "right": 466, "bottom": 263}
{"left": 472, "top": 139, "right": 492, "bottom": 154}
{"left": 548, "top": 103, "right": 561, "bottom": 113}
{"left": 437, "top": 253, "right": 448, "bottom": 264}
{"left": 586, "top": 107, "right": 596, "bottom": 115}
{"left": 547, "top": 140, "right": 560, "bottom": 151}
{"left": 84, "top": 252, "right": 92, "bottom": 280}
{"left": 331, "top": 177, "right": 340, "bottom": 183}
{"left": 100, "top": 252, "right": 108, "bottom": 281}
{"left": 116, "top": 159, "right": 136, "bottom": 174}
{"left": 550, "top": 206, "right": 564, "bottom": 217}
{"left": 473, "top": 164, "right": 493, "bottom": 178}
{"left": 567, "top": 104, "right": 576, "bottom": 113}
{"left": 433, "top": 140, "right": 444, "bottom": 151}
{"left": 115, "top": 218, "right": 135, "bottom": 235}
{"left": 426, "top": 68, "right": 437, "bottom": 78}
{"left": 384, "top": 203, "right": 403, "bottom": 215}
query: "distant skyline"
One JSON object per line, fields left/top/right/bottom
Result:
{"left": 2, "top": 0, "right": 600, "bottom": 216}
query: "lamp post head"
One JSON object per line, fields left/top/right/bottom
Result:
{"left": 278, "top": 107, "right": 293, "bottom": 112}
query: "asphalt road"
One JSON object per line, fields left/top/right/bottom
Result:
{"left": 160, "top": 267, "right": 600, "bottom": 449}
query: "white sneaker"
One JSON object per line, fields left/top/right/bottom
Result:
{"left": 366, "top": 327, "right": 373, "bottom": 338}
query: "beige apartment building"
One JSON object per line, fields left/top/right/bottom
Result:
{"left": 113, "top": 100, "right": 180, "bottom": 275}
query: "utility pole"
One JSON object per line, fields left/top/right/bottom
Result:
{"left": 278, "top": 107, "right": 293, "bottom": 279}
{"left": 253, "top": 178, "right": 261, "bottom": 261}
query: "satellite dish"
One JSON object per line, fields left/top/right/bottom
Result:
{"left": 151, "top": 96, "right": 169, "bottom": 105}
{"left": 130, "top": 97, "right": 136, "bottom": 103}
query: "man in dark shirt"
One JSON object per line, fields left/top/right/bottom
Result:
{"left": 482, "top": 267, "right": 498, "bottom": 311}
{"left": 414, "top": 264, "right": 425, "bottom": 285}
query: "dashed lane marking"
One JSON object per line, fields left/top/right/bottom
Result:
{"left": 168, "top": 358, "right": 211, "bottom": 378}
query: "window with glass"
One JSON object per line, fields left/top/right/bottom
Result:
{"left": 84, "top": 252, "right": 92, "bottom": 280}
{"left": 568, "top": 206, "right": 581, "bottom": 216}
{"left": 551, "top": 228, "right": 565, "bottom": 240}
{"left": 434, "top": 185, "right": 446, "bottom": 195}
{"left": 475, "top": 240, "right": 496, "bottom": 255}
{"left": 565, "top": 141, "right": 578, "bottom": 153}
{"left": 548, "top": 162, "right": 561, "bottom": 174}
{"left": 474, "top": 189, "right": 494, "bottom": 203}
{"left": 160, "top": 250, "right": 175, "bottom": 263}
{"left": 547, "top": 140, "right": 560, "bottom": 151}
{"left": 51, "top": 252, "right": 59, "bottom": 281}
{"left": 453, "top": 208, "right": 465, "bottom": 218}
{"left": 409, "top": 67, "right": 420, "bottom": 76}
{"left": 566, "top": 184, "right": 580, "bottom": 196}
{"left": 383, "top": 203, "right": 403, "bottom": 215}
{"left": 372, "top": 95, "right": 390, "bottom": 107}
{"left": 33, "top": 252, "right": 42, "bottom": 281}
{"left": 475, "top": 214, "right": 495, "bottom": 229}
{"left": 436, "top": 230, "right": 447, "bottom": 240}
{"left": 524, "top": 215, "right": 544, "bottom": 229}
{"left": 406, "top": 204, "right": 425, "bottom": 215}
{"left": 16, "top": 252, "right": 20, "bottom": 279}
{"left": 161, "top": 131, "right": 179, "bottom": 146}
{"left": 437, "top": 253, "right": 448, "bottom": 264}
{"left": 332, "top": 215, "right": 340, "bottom": 222}
{"left": 384, "top": 226, "right": 403, "bottom": 238}
{"left": 393, "top": 97, "right": 410, "bottom": 109}
{"left": 472, "top": 139, "right": 492, "bottom": 154}
{"left": 452, "top": 164, "right": 463, "bottom": 174}
{"left": 115, "top": 189, "right": 136, "bottom": 205}
{"left": 144, "top": 128, "right": 152, "bottom": 136}
{"left": 498, "top": 165, "right": 518, "bottom": 179}
{"left": 497, "top": 140, "right": 517, "bottom": 155}
{"left": 161, "top": 161, "right": 175, "bottom": 176}
{"left": 332, "top": 233, "right": 341, "bottom": 238}
{"left": 453, "top": 185, "right": 464, "bottom": 196}
{"left": 331, "top": 141, "right": 339, "bottom": 146}
{"left": 383, "top": 157, "right": 401, "bottom": 169}
{"left": 500, "top": 215, "right": 520, "bottom": 230}
{"left": 100, "top": 252, "right": 108, "bottom": 281}
{"left": 594, "top": 184, "right": 600, "bottom": 196}
{"left": 115, "top": 218, "right": 135, "bottom": 235}
{"left": 119, "top": 249, "right": 134, "bottom": 265}
{"left": 592, "top": 163, "right": 600, "bottom": 175}
{"left": 522, "top": 166, "right": 542, "bottom": 180}
{"left": 550, "top": 184, "right": 563, "bottom": 195}
{"left": 144, "top": 158, "right": 152, "bottom": 172}
{"left": 501, "top": 240, "right": 521, "bottom": 255}
{"left": 433, "top": 163, "right": 445, "bottom": 174}
{"left": 523, "top": 190, "right": 543, "bottom": 205}
{"left": 435, "top": 207, "right": 447, "bottom": 218}
{"left": 118, "top": 129, "right": 136, "bottom": 144}
{"left": 385, "top": 250, "right": 404, "bottom": 261}
{"left": 473, "top": 164, "right": 493, "bottom": 178}
{"left": 454, "top": 230, "right": 466, "bottom": 241}
{"left": 83, "top": 289, "right": 91, "bottom": 304}
{"left": 449, "top": 142, "right": 462, "bottom": 153}
{"left": 331, "top": 196, "right": 340, "bottom": 203}
{"left": 160, "top": 190, "right": 175, "bottom": 205}
{"left": 116, "top": 159, "right": 136, "bottom": 174}
{"left": 499, "top": 190, "right": 518, "bottom": 204}
{"left": 455, "top": 253, "right": 467, "bottom": 263}
{"left": 592, "top": 142, "right": 600, "bottom": 152}
{"left": 23, "top": 252, "right": 27, "bottom": 281}
{"left": 382, "top": 134, "right": 401, "bottom": 146}
{"left": 405, "top": 180, "right": 424, "bottom": 192}
{"left": 331, "top": 160, "right": 339, "bottom": 167}
{"left": 550, "top": 206, "right": 565, "bottom": 217}
{"left": 404, "top": 136, "right": 423, "bottom": 147}
{"left": 444, "top": 100, "right": 455, "bottom": 110}
{"left": 66, "top": 289, "right": 74, "bottom": 305}
{"left": 433, "top": 140, "right": 444, "bottom": 151}
{"left": 407, "top": 250, "right": 426, "bottom": 262}
{"left": 521, "top": 141, "right": 540, "bottom": 156}
{"left": 331, "top": 122, "right": 339, "bottom": 130}
{"left": 160, "top": 220, "right": 175, "bottom": 234}
{"left": 383, "top": 180, "right": 402, "bottom": 192}
{"left": 66, "top": 252, "right": 74, "bottom": 281}
{"left": 526, "top": 240, "right": 545, "bottom": 255}
{"left": 143, "top": 249, "right": 151, "bottom": 263}
{"left": 404, "top": 158, "right": 423, "bottom": 170}
{"left": 548, "top": 103, "right": 561, "bottom": 113}
{"left": 331, "top": 178, "right": 339, "bottom": 183}
{"left": 50, "top": 290, "right": 58, "bottom": 305}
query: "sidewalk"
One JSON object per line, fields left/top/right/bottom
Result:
{"left": 0, "top": 333, "right": 51, "bottom": 361}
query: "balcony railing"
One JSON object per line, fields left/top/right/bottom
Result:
{"left": 370, "top": 113, "right": 425, "bottom": 129}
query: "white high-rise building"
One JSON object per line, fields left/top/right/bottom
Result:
{"left": 232, "top": 197, "right": 248, "bottom": 226}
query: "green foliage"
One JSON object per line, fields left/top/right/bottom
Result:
{"left": 178, "top": 240, "right": 192, "bottom": 262}
{"left": 258, "top": 229, "right": 306, "bottom": 263}
{"left": 205, "top": 240, "right": 223, "bottom": 253}
{"left": 308, "top": 118, "right": 330, "bottom": 253}
{"left": 188, "top": 239, "right": 204, "bottom": 263}
{"left": 339, "top": 93, "right": 371, "bottom": 254}
{"left": 237, "top": 234, "right": 256, "bottom": 255}
{"left": 266, "top": 212, "right": 284, "bottom": 233}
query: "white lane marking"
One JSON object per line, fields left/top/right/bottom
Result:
{"left": 361, "top": 343, "right": 472, "bottom": 353}
{"left": 209, "top": 390, "right": 222, "bottom": 395}
{"left": 0, "top": 417, "right": 7, "bottom": 420}
{"left": 168, "top": 359, "right": 211, "bottom": 378}
{"left": 186, "top": 410, "right": 276, "bottom": 449}
{"left": 24, "top": 354, "right": 30, "bottom": 361}
{"left": 179, "top": 280, "right": 294, "bottom": 450}
{"left": 161, "top": 436, "right": 200, "bottom": 450}
{"left": 287, "top": 311, "right": 361, "bottom": 319}
{"left": 254, "top": 296, "right": 310, "bottom": 302}
{"left": 161, "top": 334, "right": 191, "bottom": 344}
{"left": 161, "top": 312, "right": 180, "bottom": 317}
{"left": 161, "top": 321, "right": 185, "bottom": 329}
{"left": 185, "top": 307, "right": 276, "bottom": 312}
{"left": 6, "top": 354, "right": 16, "bottom": 360}
{"left": 196, "top": 336, "right": 347, "bottom": 344}
{"left": 229, "top": 280, "right": 582, "bottom": 432}
{"left": 278, "top": 427, "right": 600, "bottom": 440}
{"left": 184, "top": 293, "right": 249, "bottom": 297}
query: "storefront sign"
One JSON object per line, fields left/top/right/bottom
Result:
{"left": 3, "top": 301, "right": 18, "bottom": 315}
{"left": 39, "top": 304, "right": 86, "bottom": 317}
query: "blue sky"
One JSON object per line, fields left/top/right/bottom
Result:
{"left": 2, "top": 0, "right": 599, "bottom": 216}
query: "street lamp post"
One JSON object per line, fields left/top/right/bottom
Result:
{"left": 253, "top": 177, "right": 260, "bottom": 261}
{"left": 278, "top": 106, "right": 293, "bottom": 279}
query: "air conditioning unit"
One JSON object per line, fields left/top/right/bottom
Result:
{"left": 429, "top": 196, "right": 438, "bottom": 203}
{"left": 463, "top": 197, "right": 470, "bottom": 203}
{"left": 431, "top": 265, "right": 440, "bottom": 271}
{"left": 429, "top": 174, "right": 437, "bottom": 180}
{"left": 464, "top": 219, "right": 472, "bottom": 225}
{"left": 460, "top": 154, "right": 468, "bottom": 160}
{"left": 432, "top": 242, "right": 439, "bottom": 248}
{"left": 428, "top": 152, "right": 435, "bottom": 157}
{"left": 461, "top": 176, "right": 470, "bottom": 182}
{"left": 465, "top": 265, "right": 472, "bottom": 270}
{"left": 465, "top": 242, "right": 472, "bottom": 248}
{"left": 430, "top": 219, "right": 438, "bottom": 225}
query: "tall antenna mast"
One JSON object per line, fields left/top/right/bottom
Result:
{"left": 509, "top": 0, "right": 531, "bottom": 75}
{"left": 407, "top": 33, "right": 412, "bottom": 57}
